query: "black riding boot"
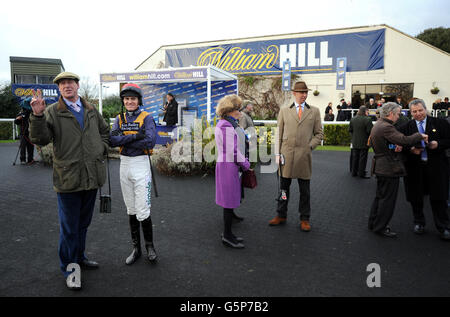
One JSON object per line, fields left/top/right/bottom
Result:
{"left": 125, "top": 215, "right": 141, "bottom": 265}
{"left": 141, "top": 216, "right": 157, "bottom": 262}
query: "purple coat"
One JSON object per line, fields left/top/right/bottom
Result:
{"left": 215, "top": 119, "right": 250, "bottom": 209}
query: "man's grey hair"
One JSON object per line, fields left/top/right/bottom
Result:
{"left": 408, "top": 98, "right": 427, "bottom": 111}
{"left": 379, "top": 102, "right": 401, "bottom": 118}
{"left": 357, "top": 106, "right": 368, "bottom": 116}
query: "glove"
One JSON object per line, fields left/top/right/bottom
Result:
{"left": 135, "top": 133, "right": 145, "bottom": 140}
{"left": 111, "top": 129, "right": 122, "bottom": 136}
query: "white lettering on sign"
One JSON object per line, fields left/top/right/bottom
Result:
{"left": 192, "top": 71, "right": 204, "bottom": 78}
{"left": 280, "top": 41, "right": 333, "bottom": 68}
{"left": 42, "top": 89, "right": 58, "bottom": 97}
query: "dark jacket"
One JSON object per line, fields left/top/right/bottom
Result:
{"left": 394, "top": 113, "right": 409, "bottom": 129}
{"left": 14, "top": 109, "right": 32, "bottom": 136}
{"left": 349, "top": 115, "right": 373, "bottom": 149}
{"left": 398, "top": 116, "right": 450, "bottom": 201}
{"left": 369, "top": 118, "right": 422, "bottom": 177}
{"left": 29, "top": 97, "right": 110, "bottom": 193}
{"left": 324, "top": 113, "right": 335, "bottom": 121}
{"left": 110, "top": 109, "right": 157, "bottom": 157}
{"left": 163, "top": 100, "right": 178, "bottom": 126}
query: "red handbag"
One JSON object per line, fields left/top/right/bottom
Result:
{"left": 242, "top": 169, "right": 257, "bottom": 189}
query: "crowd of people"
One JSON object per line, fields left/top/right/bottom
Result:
{"left": 324, "top": 95, "right": 450, "bottom": 122}
{"left": 26, "top": 72, "right": 449, "bottom": 290}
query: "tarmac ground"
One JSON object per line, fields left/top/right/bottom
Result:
{"left": 0, "top": 142, "right": 449, "bottom": 297}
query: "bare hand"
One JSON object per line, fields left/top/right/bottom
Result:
{"left": 16, "top": 116, "right": 22, "bottom": 120}
{"left": 421, "top": 133, "right": 428, "bottom": 143}
{"left": 410, "top": 146, "right": 423, "bottom": 155}
{"left": 428, "top": 140, "right": 438, "bottom": 150}
{"left": 394, "top": 145, "right": 403, "bottom": 152}
{"left": 30, "top": 89, "right": 46, "bottom": 115}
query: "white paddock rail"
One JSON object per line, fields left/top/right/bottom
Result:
{"left": 0, "top": 119, "right": 17, "bottom": 140}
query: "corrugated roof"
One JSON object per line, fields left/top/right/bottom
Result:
{"left": 10, "top": 56, "right": 65, "bottom": 68}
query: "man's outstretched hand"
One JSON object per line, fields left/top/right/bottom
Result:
{"left": 30, "top": 89, "right": 46, "bottom": 116}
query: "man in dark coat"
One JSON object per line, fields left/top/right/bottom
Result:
{"left": 368, "top": 102, "right": 426, "bottom": 238}
{"left": 349, "top": 106, "right": 373, "bottom": 178}
{"left": 14, "top": 99, "right": 35, "bottom": 165}
{"left": 398, "top": 99, "right": 450, "bottom": 240}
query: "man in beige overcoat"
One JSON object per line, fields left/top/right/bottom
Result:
{"left": 269, "top": 81, "right": 323, "bottom": 231}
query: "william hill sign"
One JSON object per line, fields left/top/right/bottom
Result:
{"left": 165, "top": 29, "right": 385, "bottom": 76}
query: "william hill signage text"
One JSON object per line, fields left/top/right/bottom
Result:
{"left": 165, "top": 29, "right": 385, "bottom": 75}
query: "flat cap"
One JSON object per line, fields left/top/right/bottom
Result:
{"left": 53, "top": 71, "right": 80, "bottom": 84}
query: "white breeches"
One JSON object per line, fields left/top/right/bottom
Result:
{"left": 119, "top": 155, "right": 151, "bottom": 221}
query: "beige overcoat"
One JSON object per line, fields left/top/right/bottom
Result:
{"left": 277, "top": 102, "right": 323, "bottom": 179}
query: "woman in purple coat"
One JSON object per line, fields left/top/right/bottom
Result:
{"left": 215, "top": 95, "right": 251, "bottom": 248}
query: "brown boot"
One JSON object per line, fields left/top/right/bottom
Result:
{"left": 269, "top": 216, "right": 287, "bottom": 226}
{"left": 300, "top": 220, "right": 311, "bottom": 232}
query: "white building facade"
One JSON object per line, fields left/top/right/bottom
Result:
{"left": 136, "top": 25, "right": 450, "bottom": 114}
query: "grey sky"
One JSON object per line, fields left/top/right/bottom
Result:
{"left": 1, "top": 0, "right": 448, "bottom": 95}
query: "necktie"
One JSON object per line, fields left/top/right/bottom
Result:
{"left": 298, "top": 105, "right": 302, "bottom": 120}
{"left": 71, "top": 103, "right": 81, "bottom": 112}
{"left": 418, "top": 121, "right": 428, "bottom": 161}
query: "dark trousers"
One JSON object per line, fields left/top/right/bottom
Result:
{"left": 369, "top": 176, "right": 399, "bottom": 233}
{"left": 277, "top": 177, "right": 310, "bottom": 220}
{"left": 411, "top": 199, "right": 449, "bottom": 233}
{"left": 351, "top": 149, "right": 368, "bottom": 177}
{"left": 407, "top": 163, "right": 449, "bottom": 232}
{"left": 57, "top": 189, "right": 97, "bottom": 277}
{"left": 19, "top": 135, "right": 34, "bottom": 163}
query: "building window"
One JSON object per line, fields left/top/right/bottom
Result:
{"left": 352, "top": 83, "right": 414, "bottom": 109}
{"left": 15, "top": 74, "right": 37, "bottom": 84}
{"left": 38, "top": 75, "right": 54, "bottom": 84}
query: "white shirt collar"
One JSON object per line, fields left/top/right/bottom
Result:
{"left": 63, "top": 97, "right": 82, "bottom": 112}
{"left": 415, "top": 117, "right": 427, "bottom": 126}
{"left": 295, "top": 101, "right": 305, "bottom": 109}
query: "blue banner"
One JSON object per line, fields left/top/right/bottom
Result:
{"left": 165, "top": 29, "right": 385, "bottom": 76}
{"left": 12, "top": 84, "right": 60, "bottom": 105}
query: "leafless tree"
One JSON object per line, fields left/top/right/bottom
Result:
{"left": 78, "top": 77, "right": 98, "bottom": 105}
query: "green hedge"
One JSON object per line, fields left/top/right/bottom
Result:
{"left": 323, "top": 124, "right": 351, "bottom": 146}
{"left": 0, "top": 122, "right": 14, "bottom": 140}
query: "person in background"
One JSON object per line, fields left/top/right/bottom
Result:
{"left": 349, "top": 106, "right": 373, "bottom": 179}
{"left": 110, "top": 83, "right": 158, "bottom": 264}
{"left": 162, "top": 93, "right": 178, "bottom": 126}
{"left": 368, "top": 102, "right": 427, "bottom": 238}
{"left": 443, "top": 97, "right": 450, "bottom": 110}
{"left": 366, "top": 98, "right": 377, "bottom": 109}
{"left": 324, "top": 108, "right": 335, "bottom": 121}
{"left": 269, "top": 81, "right": 323, "bottom": 231}
{"left": 396, "top": 95, "right": 406, "bottom": 109}
{"left": 336, "top": 99, "right": 347, "bottom": 121}
{"left": 14, "top": 98, "right": 35, "bottom": 165}
{"left": 325, "top": 102, "right": 332, "bottom": 115}
{"left": 238, "top": 101, "right": 257, "bottom": 185}
{"left": 238, "top": 101, "right": 255, "bottom": 130}
{"left": 397, "top": 99, "right": 450, "bottom": 240}
{"left": 29, "top": 72, "right": 109, "bottom": 290}
{"left": 215, "top": 94, "right": 251, "bottom": 248}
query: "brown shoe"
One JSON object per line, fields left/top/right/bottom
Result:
{"left": 300, "top": 220, "right": 311, "bottom": 232}
{"left": 269, "top": 216, "right": 287, "bottom": 226}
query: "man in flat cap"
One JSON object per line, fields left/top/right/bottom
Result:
{"left": 269, "top": 81, "right": 323, "bottom": 231}
{"left": 29, "top": 72, "right": 110, "bottom": 290}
